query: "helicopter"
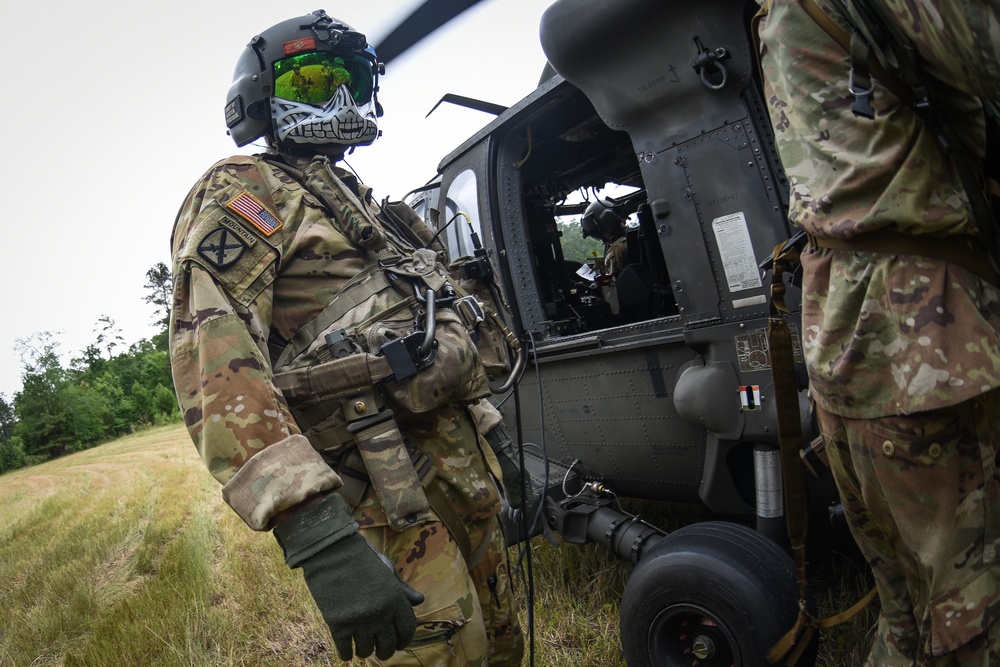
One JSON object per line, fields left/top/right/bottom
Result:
{"left": 376, "top": 0, "right": 843, "bottom": 664}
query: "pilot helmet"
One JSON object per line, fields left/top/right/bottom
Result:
{"left": 581, "top": 198, "right": 624, "bottom": 240}
{"left": 224, "top": 10, "right": 383, "bottom": 150}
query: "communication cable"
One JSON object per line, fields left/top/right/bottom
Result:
{"left": 510, "top": 329, "right": 550, "bottom": 667}
{"left": 512, "top": 379, "right": 535, "bottom": 667}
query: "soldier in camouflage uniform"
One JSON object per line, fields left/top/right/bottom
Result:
{"left": 169, "top": 10, "right": 523, "bottom": 666}
{"left": 581, "top": 198, "right": 628, "bottom": 277}
{"left": 755, "top": 1, "right": 1000, "bottom": 664}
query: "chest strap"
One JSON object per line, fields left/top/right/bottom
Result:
{"left": 810, "top": 229, "right": 1000, "bottom": 288}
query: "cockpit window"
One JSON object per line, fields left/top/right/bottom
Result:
{"left": 442, "top": 169, "right": 483, "bottom": 260}
{"left": 555, "top": 185, "right": 640, "bottom": 264}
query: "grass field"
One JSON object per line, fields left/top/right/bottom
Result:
{"left": 0, "top": 423, "right": 875, "bottom": 666}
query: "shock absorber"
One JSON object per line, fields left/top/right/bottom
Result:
{"left": 753, "top": 442, "right": 786, "bottom": 545}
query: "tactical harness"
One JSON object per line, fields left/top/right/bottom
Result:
{"left": 263, "top": 156, "right": 517, "bottom": 567}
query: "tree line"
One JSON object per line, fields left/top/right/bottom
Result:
{"left": 0, "top": 229, "right": 600, "bottom": 475}
{"left": 0, "top": 263, "right": 179, "bottom": 473}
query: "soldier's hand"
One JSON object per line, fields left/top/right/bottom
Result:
{"left": 273, "top": 493, "right": 421, "bottom": 661}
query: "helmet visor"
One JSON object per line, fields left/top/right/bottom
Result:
{"left": 273, "top": 52, "right": 374, "bottom": 106}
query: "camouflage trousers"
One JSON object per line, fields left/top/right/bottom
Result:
{"left": 360, "top": 513, "right": 524, "bottom": 667}
{"left": 817, "top": 390, "right": 1000, "bottom": 666}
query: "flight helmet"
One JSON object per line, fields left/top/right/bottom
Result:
{"left": 225, "top": 10, "right": 383, "bottom": 149}
{"left": 581, "top": 198, "right": 624, "bottom": 240}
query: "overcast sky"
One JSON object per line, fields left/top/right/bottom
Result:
{"left": 0, "top": 0, "right": 548, "bottom": 399}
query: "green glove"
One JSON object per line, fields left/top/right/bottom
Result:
{"left": 485, "top": 424, "right": 530, "bottom": 510}
{"left": 273, "top": 493, "right": 421, "bottom": 661}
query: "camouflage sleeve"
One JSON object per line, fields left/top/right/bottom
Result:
{"left": 170, "top": 158, "right": 342, "bottom": 530}
{"left": 605, "top": 236, "right": 628, "bottom": 276}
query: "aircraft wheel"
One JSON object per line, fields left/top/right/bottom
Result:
{"left": 620, "top": 521, "right": 818, "bottom": 667}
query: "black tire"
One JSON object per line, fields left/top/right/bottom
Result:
{"left": 620, "top": 521, "right": 818, "bottom": 667}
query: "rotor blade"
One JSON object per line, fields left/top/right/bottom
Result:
{"left": 375, "top": 0, "right": 487, "bottom": 64}
{"left": 425, "top": 94, "right": 508, "bottom": 118}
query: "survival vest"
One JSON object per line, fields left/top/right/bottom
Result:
{"left": 262, "top": 155, "right": 514, "bottom": 533}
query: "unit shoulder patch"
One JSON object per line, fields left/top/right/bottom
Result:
{"left": 217, "top": 215, "right": 259, "bottom": 248}
{"left": 197, "top": 227, "right": 246, "bottom": 269}
{"left": 224, "top": 191, "right": 284, "bottom": 236}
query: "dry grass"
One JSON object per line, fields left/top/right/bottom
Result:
{"left": 0, "top": 424, "right": 331, "bottom": 667}
{"left": 0, "top": 423, "right": 875, "bottom": 666}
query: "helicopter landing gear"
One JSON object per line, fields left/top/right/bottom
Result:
{"left": 619, "top": 521, "right": 818, "bottom": 667}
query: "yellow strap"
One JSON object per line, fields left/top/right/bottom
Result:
{"left": 768, "top": 587, "right": 878, "bottom": 665}
{"left": 764, "top": 238, "right": 812, "bottom": 665}
{"left": 819, "top": 586, "right": 879, "bottom": 628}
{"left": 767, "top": 606, "right": 811, "bottom": 664}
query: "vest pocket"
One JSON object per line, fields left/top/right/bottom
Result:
{"left": 379, "top": 310, "right": 491, "bottom": 417}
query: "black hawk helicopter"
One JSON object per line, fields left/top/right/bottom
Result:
{"left": 377, "top": 1, "right": 844, "bottom": 664}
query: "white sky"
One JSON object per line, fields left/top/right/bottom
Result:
{"left": 0, "top": 0, "right": 548, "bottom": 399}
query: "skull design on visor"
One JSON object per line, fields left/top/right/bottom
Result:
{"left": 271, "top": 84, "right": 379, "bottom": 146}
{"left": 224, "top": 11, "right": 383, "bottom": 148}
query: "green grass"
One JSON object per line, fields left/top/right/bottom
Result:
{"left": 0, "top": 425, "right": 328, "bottom": 667}
{"left": 0, "top": 424, "right": 875, "bottom": 666}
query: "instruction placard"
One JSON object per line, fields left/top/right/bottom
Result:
{"left": 712, "top": 212, "right": 762, "bottom": 292}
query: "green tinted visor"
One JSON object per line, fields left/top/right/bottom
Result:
{"left": 272, "top": 52, "right": 375, "bottom": 106}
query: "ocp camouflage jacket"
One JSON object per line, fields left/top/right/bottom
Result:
{"left": 169, "top": 151, "right": 501, "bottom": 530}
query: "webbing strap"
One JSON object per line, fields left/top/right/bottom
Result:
{"left": 766, "top": 241, "right": 809, "bottom": 574}
{"left": 768, "top": 586, "right": 878, "bottom": 664}
{"left": 768, "top": 239, "right": 809, "bottom": 548}
{"left": 273, "top": 261, "right": 409, "bottom": 369}
{"left": 765, "top": 238, "right": 879, "bottom": 664}
{"left": 810, "top": 229, "right": 1000, "bottom": 288}
{"left": 798, "top": 0, "right": 912, "bottom": 104}
{"left": 765, "top": 239, "right": 822, "bottom": 666}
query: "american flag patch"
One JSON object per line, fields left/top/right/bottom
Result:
{"left": 225, "top": 192, "right": 283, "bottom": 236}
